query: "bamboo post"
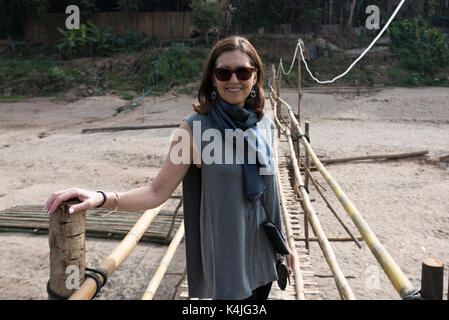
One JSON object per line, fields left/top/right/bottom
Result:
{"left": 297, "top": 41, "right": 302, "bottom": 117}
{"left": 291, "top": 39, "right": 302, "bottom": 166}
{"left": 303, "top": 121, "right": 310, "bottom": 251}
{"left": 304, "top": 121, "right": 310, "bottom": 193}
{"left": 48, "top": 199, "right": 86, "bottom": 300}
{"left": 421, "top": 258, "right": 444, "bottom": 300}
{"left": 276, "top": 61, "right": 282, "bottom": 138}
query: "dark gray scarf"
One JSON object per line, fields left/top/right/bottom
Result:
{"left": 209, "top": 96, "right": 272, "bottom": 203}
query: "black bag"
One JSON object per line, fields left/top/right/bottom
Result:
{"left": 261, "top": 220, "right": 290, "bottom": 255}
{"left": 276, "top": 257, "right": 291, "bottom": 290}
{"left": 260, "top": 198, "right": 291, "bottom": 290}
{"left": 260, "top": 198, "right": 289, "bottom": 255}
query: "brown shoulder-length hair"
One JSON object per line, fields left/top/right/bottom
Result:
{"left": 193, "top": 36, "right": 265, "bottom": 120}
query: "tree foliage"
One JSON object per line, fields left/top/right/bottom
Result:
{"left": 389, "top": 19, "right": 449, "bottom": 75}
{"left": 232, "top": 0, "right": 287, "bottom": 33}
{"left": 189, "top": 0, "right": 224, "bottom": 43}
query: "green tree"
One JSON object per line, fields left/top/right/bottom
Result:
{"left": 389, "top": 19, "right": 449, "bottom": 76}
{"left": 233, "top": 0, "right": 286, "bottom": 33}
{"left": 190, "top": 0, "right": 224, "bottom": 44}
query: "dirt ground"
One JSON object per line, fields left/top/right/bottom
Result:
{"left": 0, "top": 87, "right": 448, "bottom": 300}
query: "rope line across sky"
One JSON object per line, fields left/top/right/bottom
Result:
{"left": 276, "top": 0, "right": 405, "bottom": 85}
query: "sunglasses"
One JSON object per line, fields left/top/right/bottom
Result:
{"left": 213, "top": 66, "right": 256, "bottom": 82}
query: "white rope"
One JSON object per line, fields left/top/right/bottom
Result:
{"left": 277, "top": 0, "right": 405, "bottom": 84}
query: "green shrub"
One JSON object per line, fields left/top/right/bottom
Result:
{"left": 387, "top": 66, "right": 424, "bottom": 87}
{"left": 55, "top": 21, "right": 113, "bottom": 58}
{"left": 388, "top": 19, "right": 449, "bottom": 75}
{"left": 48, "top": 66, "right": 66, "bottom": 81}
{"left": 110, "top": 29, "right": 154, "bottom": 52}
{"left": 152, "top": 46, "right": 204, "bottom": 89}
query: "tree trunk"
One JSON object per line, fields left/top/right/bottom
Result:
{"left": 346, "top": 0, "right": 357, "bottom": 33}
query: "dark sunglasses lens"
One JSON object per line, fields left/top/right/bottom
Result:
{"left": 214, "top": 67, "right": 255, "bottom": 81}
{"left": 236, "top": 68, "right": 253, "bottom": 80}
{"left": 214, "top": 68, "right": 232, "bottom": 81}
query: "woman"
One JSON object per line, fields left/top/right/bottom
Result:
{"left": 45, "top": 36, "right": 294, "bottom": 300}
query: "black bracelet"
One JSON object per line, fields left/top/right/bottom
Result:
{"left": 96, "top": 190, "right": 107, "bottom": 208}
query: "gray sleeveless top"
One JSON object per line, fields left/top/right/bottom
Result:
{"left": 182, "top": 112, "right": 283, "bottom": 300}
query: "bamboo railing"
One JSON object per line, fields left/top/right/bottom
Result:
{"left": 69, "top": 202, "right": 167, "bottom": 300}
{"left": 271, "top": 106, "right": 356, "bottom": 300}
{"left": 269, "top": 82, "right": 417, "bottom": 299}
{"left": 141, "top": 222, "right": 185, "bottom": 300}
{"left": 273, "top": 124, "right": 306, "bottom": 300}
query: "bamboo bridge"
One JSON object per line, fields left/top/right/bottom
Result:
{"left": 0, "top": 63, "right": 428, "bottom": 300}
{"left": 43, "top": 66, "right": 421, "bottom": 299}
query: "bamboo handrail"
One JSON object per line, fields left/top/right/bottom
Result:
{"left": 303, "top": 164, "right": 362, "bottom": 249}
{"left": 273, "top": 113, "right": 356, "bottom": 300}
{"left": 270, "top": 86, "right": 416, "bottom": 299}
{"left": 273, "top": 124, "right": 306, "bottom": 300}
{"left": 69, "top": 202, "right": 167, "bottom": 300}
{"left": 141, "top": 221, "right": 185, "bottom": 300}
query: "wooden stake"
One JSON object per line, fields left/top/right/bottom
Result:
{"left": 421, "top": 258, "right": 444, "bottom": 300}
{"left": 48, "top": 200, "right": 86, "bottom": 300}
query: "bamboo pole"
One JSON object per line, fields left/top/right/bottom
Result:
{"left": 273, "top": 116, "right": 356, "bottom": 300}
{"left": 69, "top": 202, "right": 167, "bottom": 300}
{"left": 303, "top": 121, "right": 310, "bottom": 251}
{"left": 303, "top": 164, "right": 362, "bottom": 249}
{"left": 273, "top": 125, "right": 306, "bottom": 300}
{"left": 48, "top": 200, "right": 86, "bottom": 300}
{"left": 304, "top": 121, "right": 310, "bottom": 190}
{"left": 141, "top": 221, "right": 185, "bottom": 300}
{"left": 320, "top": 150, "right": 429, "bottom": 164}
{"left": 295, "top": 237, "right": 363, "bottom": 242}
{"left": 81, "top": 123, "right": 180, "bottom": 134}
{"left": 270, "top": 87, "right": 416, "bottom": 299}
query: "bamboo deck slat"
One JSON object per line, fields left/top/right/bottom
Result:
{"left": 0, "top": 202, "right": 183, "bottom": 244}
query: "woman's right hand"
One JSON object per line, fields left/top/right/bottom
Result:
{"left": 45, "top": 188, "right": 103, "bottom": 215}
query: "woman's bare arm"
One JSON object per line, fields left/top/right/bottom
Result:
{"left": 45, "top": 120, "right": 195, "bottom": 215}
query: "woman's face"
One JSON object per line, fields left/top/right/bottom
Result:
{"left": 212, "top": 50, "right": 257, "bottom": 107}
